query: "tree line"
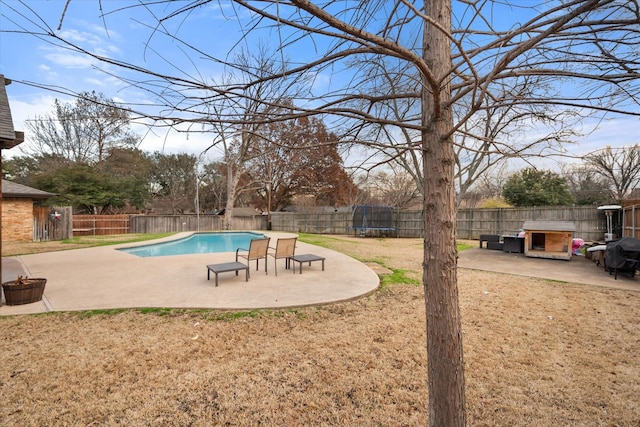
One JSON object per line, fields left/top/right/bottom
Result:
{"left": 2, "top": 92, "right": 358, "bottom": 215}
{"left": 3, "top": 91, "right": 638, "bottom": 215}
{"left": 466, "top": 144, "right": 640, "bottom": 208}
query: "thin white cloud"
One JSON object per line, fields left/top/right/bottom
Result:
{"left": 134, "top": 122, "right": 221, "bottom": 160}
{"left": 577, "top": 118, "right": 639, "bottom": 155}
{"left": 91, "top": 75, "right": 126, "bottom": 91}
{"left": 88, "top": 23, "right": 123, "bottom": 44}
{"left": 51, "top": 24, "right": 122, "bottom": 63}
{"left": 58, "top": 28, "right": 105, "bottom": 46}
{"left": 43, "top": 50, "right": 95, "bottom": 69}
{"left": 84, "top": 77, "right": 105, "bottom": 87}
{"left": 37, "top": 63, "right": 57, "bottom": 80}
{"left": 103, "top": 43, "right": 122, "bottom": 55}
{"left": 10, "top": 95, "right": 59, "bottom": 124}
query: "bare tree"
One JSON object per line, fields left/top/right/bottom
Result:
{"left": 199, "top": 161, "right": 227, "bottom": 212}
{"left": 198, "top": 46, "right": 304, "bottom": 229}
{"left": 562, "top": 163, "right": 613, "bottom": 205}
{"left": 452, "top": 76, "right": 580, "bottom": 205}
{"left": 3, "top": 1, "right": 640, "bottom": 425}
{"left": 584, "top": 144, "right": 640, "bottom": 201}
{"left": 456, "top": 162, "right": 512, "bottom": 207}
{"left": 362, "top": 168, "right": 421, "bottom": 208}
{"left": 347, "top": 58, "right": 579, "bottom": 206}
{"left": 23, "top": 92, "right": 138, "bottom": 163}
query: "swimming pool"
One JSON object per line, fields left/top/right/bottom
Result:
{"left": 118, "top": 232, "right": 266, "bottom": 257}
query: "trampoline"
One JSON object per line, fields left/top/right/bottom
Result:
{"left": 350, "top": 205, "right": 397, "bottom": 237}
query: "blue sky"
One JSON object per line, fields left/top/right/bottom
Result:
{"left": 0, "top": 0, "right": 245, "bottom": 160}
{"left": 0, "top": 0, "right": 637, "bottom": 168}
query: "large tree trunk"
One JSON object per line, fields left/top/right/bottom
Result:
{"left": 224, "top": 163, "right": 239, "bottom": 230}
{"left": 422, "top": 0, "right": 466, "bottom": 426}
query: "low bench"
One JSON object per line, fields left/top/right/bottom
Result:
{"left": 479, "top": 234, "right": 503, "bottom": 250}
{"left": 290, "top": 254, "right": 325, "bottom": 274}
{"left": 206, "top": 262, "right": 249, "bottom": 286}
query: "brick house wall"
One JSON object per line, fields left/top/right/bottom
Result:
{"left": 2, "top": 197, "right": 33, "bottom": 241}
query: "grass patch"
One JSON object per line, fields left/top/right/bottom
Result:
{"left": 298, "top": 233, "right": 471, "bottom": 288}
{"left": 210, "top": 310, "right": 261, "bottom": 320}
{"left": 297, "top": 233, "right": 349, "bottom": 248}
{"left": 380, "top": 267, "right": 420, "bottom": 288}
{"left": 300, "top": 233, "right": 474, "bottom": 253}
{"left": 457, "top": 242, "right": 474, "bottom": 251}
{"left": 137, "top": 307, "right": 174, "bottom": 316}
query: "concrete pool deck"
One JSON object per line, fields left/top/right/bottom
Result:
{"left": 4, "top": 234, "right": 638, "bottom": 316}
{"left": 0, "top": 232, "right": 380, "bottom": 316}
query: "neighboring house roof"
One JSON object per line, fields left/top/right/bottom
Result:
{"left": 0, "top": 75, "right": 24, "bottom": 149}
{"left": 523, "top": 220, "right": 576, "bottom": 232}
{"left": 1, "top": 180, "right": 55, "bottom": 200}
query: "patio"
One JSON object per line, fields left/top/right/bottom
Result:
{"left": 0, "top": 232, "right": 380, "bottom": 316}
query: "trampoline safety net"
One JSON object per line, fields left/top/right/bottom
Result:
{"left": 351, "top": 205, "right": 397, "bottom": 237}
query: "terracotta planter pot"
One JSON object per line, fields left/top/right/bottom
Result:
{"left": 2, "top": 278, "right": 47, "bottom": 306}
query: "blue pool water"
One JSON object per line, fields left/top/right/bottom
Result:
{"left": 118, "top": 232, "right": 266, "bottom": 257}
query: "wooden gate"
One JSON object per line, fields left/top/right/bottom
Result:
{"left": 33, "top": 206, "right": 73, "bottom": 241}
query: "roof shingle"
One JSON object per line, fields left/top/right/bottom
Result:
{"left": 0, "top": 74, "right": 25, "bottom": 149}
{"left": 2, "top": 180, "right": 55, "bottom": 199}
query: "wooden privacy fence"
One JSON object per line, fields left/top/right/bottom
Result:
{"left": 69, "top": 214, "right": 265, "bottom": 236}
{"left": 65, "top": 206, "right": 610, "bottom": 241}
{"left": 33, "top": 206, "right": 73, "bottom": 241}
{"left": 73, "top": 215, "right": 130, "bottom": 236}
{"left": 269, "top": 212, "right": 352, "bottom": 235}
{"left": 270, "top": 206, "right": 606, "bottom": 241}
{"left": 130, "top": 215, "right": 222, "bottom": 233}
{"left": 456, "top": 206, "right": 606, "bottom": 242}
{"left": 269, "top": 210, "right": 423, "bottom": 237}
{"left": 129, "top": 214, "right": 266, "bottom": 234}
{"left": 622, "top": 204, "right": 640, "bottom": 239}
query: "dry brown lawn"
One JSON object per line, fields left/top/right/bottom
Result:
{"left": 1, "top": 236, "right": 639, "bottom": 426}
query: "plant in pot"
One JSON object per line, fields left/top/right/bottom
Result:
{"left": 2, "top": 275, "right": 47, "bottom": 306}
